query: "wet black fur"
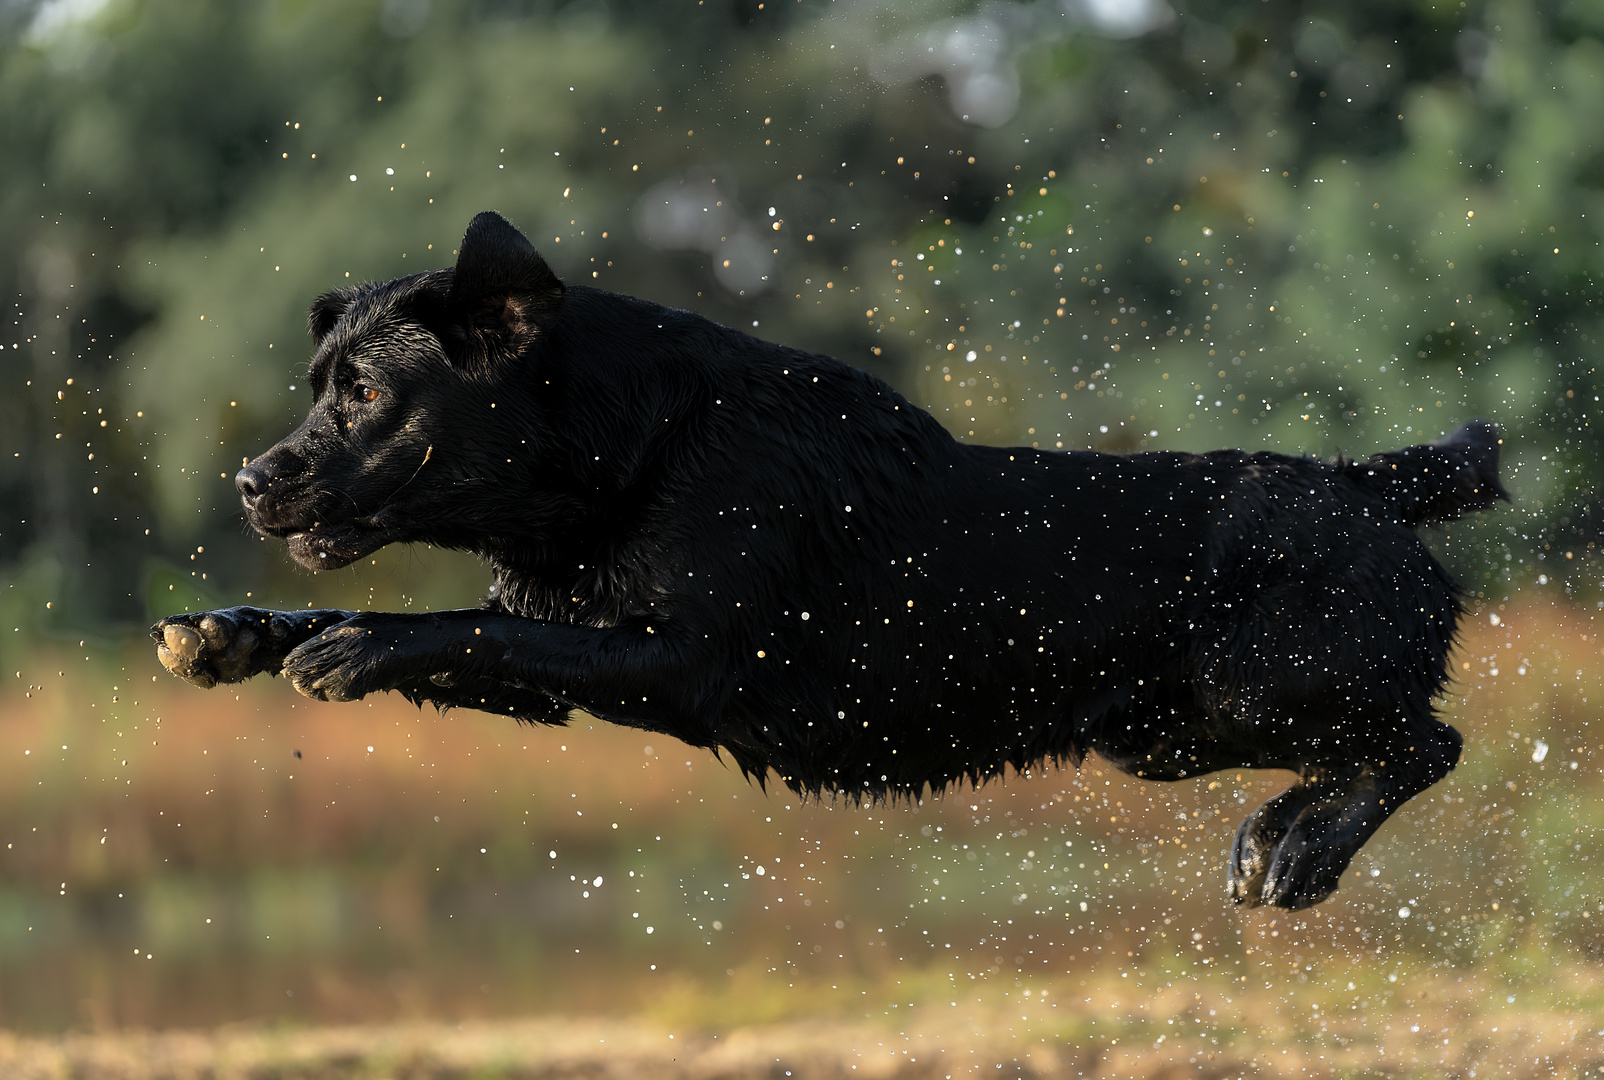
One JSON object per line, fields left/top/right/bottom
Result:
{"left": 155, "top": 212, "right": 1508, "bottom": 909}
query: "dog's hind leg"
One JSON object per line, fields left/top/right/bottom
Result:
{"left": 1085, "top": 689, "right": 1460, "bottom": 908}
{"left": 1227, "top": 713, "right": 1462, "bottom": 910}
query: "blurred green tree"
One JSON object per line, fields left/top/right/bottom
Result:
{"left": 0, "top": 0, "right": 1597, "bottom": 647}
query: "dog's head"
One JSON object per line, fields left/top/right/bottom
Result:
{"left": 237, "top": 212, "right": 565, "bottom": 569}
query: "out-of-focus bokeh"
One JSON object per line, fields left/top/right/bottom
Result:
{"left": 3, "top": 0, "right": 1603, "bottom": 1072}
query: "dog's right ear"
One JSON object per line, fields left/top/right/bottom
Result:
{"left": 450, "top": 212, "right": 564, "bottom": 350}
{"left": 308, "top": 288, "right": 361, "bottom": 344}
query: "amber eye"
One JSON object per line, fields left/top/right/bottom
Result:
{"left": 354, "top": 384, "right": 379, "bottom": 403}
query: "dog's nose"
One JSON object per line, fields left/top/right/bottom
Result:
{"left": 236, "top": 462, "right": 270, "bottom": 503}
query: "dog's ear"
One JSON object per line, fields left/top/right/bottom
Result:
{"left": 308, "top": 287, "right": 362, "bottom": 343}
{"left": 450, "top": 212, "right": 564, "bottom": 346}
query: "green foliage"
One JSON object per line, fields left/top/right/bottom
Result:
{"left": 1, "top": 0, "right": 1599, "bottom": 632}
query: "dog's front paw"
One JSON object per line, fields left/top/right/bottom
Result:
{"left": 151, "top": 609, "right": 270, "bottom": 689}
{"left": 281, "top": 617, "right": 396, "bottom": 702}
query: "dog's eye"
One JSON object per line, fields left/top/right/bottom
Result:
{"left": 354, "top": 384, "right": 379, "bottom": 403}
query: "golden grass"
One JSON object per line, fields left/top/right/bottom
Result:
{"left": 0, "top": 965, "right": 1602, "bottom": 1079}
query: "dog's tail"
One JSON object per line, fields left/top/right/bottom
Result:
{"left": 1344, "top": 419, "right": 1510, "bottom": 527}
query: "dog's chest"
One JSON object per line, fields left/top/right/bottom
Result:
{"left": 487, "top": 565, "right": 669, "bottom": 628}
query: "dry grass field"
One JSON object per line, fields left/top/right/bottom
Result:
{"left": 1, "top": 967, "right": 1602, "bottom": 1079}
{"left": 1, "top": 594, "right": 1603, "bottom": 1077}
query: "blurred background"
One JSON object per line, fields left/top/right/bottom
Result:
{"left": 1, "top": 0, "right": 1602, "bottom": 1071}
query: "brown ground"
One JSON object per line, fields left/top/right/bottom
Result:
{"left": 2, "top": 971, "right": 1602, "bottom": 1080}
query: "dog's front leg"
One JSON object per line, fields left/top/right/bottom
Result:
{"left": 281, "top": 610, "right": 711, "bottom": 729}
{"left": 152, "top": 607, "right": 357, "bottom": 689}
{"left": 393, "top": 672, "right": 574, "bottom": 725}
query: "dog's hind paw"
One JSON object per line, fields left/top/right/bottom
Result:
{"left": 1228, "top": 788, "right": 1342, "bottom": 910}
{"left": 1231, "top": 820, "right": 1347, "bottom": 910}
{"left": 1228, "top": 771, "right": 1370, "bottom": 910}
{"left": 1227, "top": 792, "right": 1301, "bottom": 908}
{"left": 1227, "top": 823, "right": 1270, "bottom": 908}
{"left": 1255, "top": 835, "right": 1352, "bottom": 911}
{"left": 151, "top": 610, "right": 266, "bottom": 689}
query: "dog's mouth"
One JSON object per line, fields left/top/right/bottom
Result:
{"left": 266, "top": 501, "right": 409, "bottom": 571}
{"left": 243, "top": 471, "right": 410, "bottom": 568}
{"left": 244, "top": 481, "right": 406, "bottom": 571}
{"left": 282, "top": 524, "right": 384, "bottom": 571}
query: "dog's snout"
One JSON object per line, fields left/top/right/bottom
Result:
{"left": 236, "top": 462, "right": 271, "bottom": 503}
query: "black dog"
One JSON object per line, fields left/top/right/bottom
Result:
{"left": 154, "top": 211, "right": 1506, "bottom": 910}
